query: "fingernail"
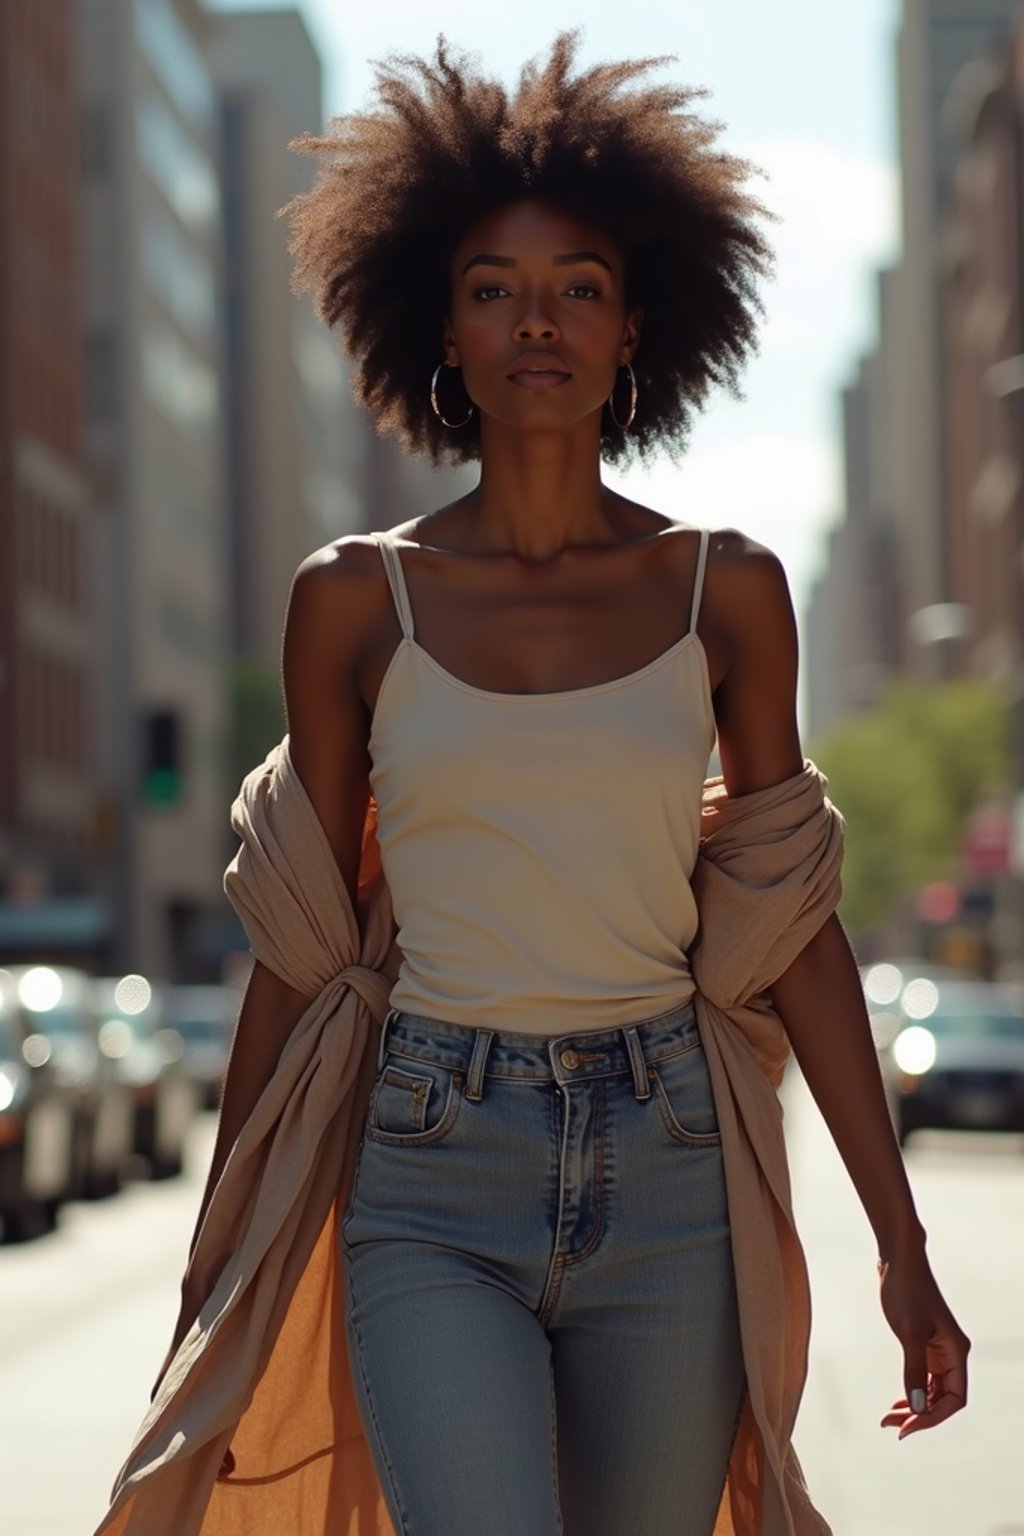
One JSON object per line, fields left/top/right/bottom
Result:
{"left": 910, "top": 1389, "right": 926, "bottom": 1414}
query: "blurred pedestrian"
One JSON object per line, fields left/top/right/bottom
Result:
{"left": 95, "top": 30, "right": 969, "bottom": 1536}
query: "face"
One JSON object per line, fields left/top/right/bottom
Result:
{"left": 442, "top": 199, "right": 642, "bottom": 437}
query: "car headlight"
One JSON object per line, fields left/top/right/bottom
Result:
{"left": 98, "top": 1018, "right": 134, "bottom": 1059}
{"left": 0, "top": 1066, "right": 20, "bottom": 1113}
{"left": 892, "top": 1026, "right": 937, "bottom": 1076}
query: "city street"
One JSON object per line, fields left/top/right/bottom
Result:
{"left": 784, "top": 1066, "right": 1024, "bottom": 1536}
{"left": 1, "top": 1082, "right": 1022, "bottom": 1535}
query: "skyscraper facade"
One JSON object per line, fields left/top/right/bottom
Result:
{"left": 0, "top": 1, "right": 103, "bottom": 958}
{"left": 891, "top": 0, "right": 1019, "bottom": 676}
{"left": 76, "top": 0, "right": 230, "bottom": 978}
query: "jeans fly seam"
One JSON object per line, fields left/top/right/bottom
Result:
{"left": 562, "top": 1081, "right": 607, "bottom": 1267}
{"left": 537, "top": 1084, "right": 570, "bottom": 1325}
{"left": 538, "top": 1253, "right": 567, "bottom": 1330}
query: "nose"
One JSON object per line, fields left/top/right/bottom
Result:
{"left": 513, "top": 292, "right": 560, "bottom": 343}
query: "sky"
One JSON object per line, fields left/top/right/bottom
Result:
{"left": 214, "top": 0, "right": 901, "bottom": 625}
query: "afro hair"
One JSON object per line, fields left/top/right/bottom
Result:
{"left": 281, "top": 30, "right": 775, "bottom": 467}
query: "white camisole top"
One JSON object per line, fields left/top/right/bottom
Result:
{"left": 367, "top": 526, "right": 716, "bottom": 1034}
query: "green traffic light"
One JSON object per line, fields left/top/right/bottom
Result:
{"left": 145, "top": 768, "right": 180, "bottom": 804}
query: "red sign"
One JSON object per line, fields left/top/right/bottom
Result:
{"left": 962, "top": 805, "right": 1011, "bottom": 878}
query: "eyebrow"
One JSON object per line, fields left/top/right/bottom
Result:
{"left": 460, "top": 250, "right": 614, "bottom": 276}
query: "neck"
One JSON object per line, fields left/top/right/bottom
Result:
{"left": 460, "top": 417, "right": 622, "bottom": 563}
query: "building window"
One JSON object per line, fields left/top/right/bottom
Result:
{"left": 141, "top": 322, "right": 219, "bottom": 437}
{"left": 147, "top": 457, "right": 217, "bottom": 556}
{"left": 135, "top": 0, "right": 215, "bottom": 132}
{"left": 85, "top": 329, "right": 118, "bottom": 420}
{"left": 136, "top": 92, "right": 219, "bottom": 237}
{"left": 158, "top": 585, "right": 213, "bottom": 665}
{"left": 80, "top": 102, "right": 113, "bottom": 180}
{"left": 140, "top": 210, "right": 216, "bottom": 342}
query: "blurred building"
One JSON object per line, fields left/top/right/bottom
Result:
{"left": 888, "top": 0, "right": 1019, "bottom": 681}
{"left": 71, "top": 0, "right": 473, "bottom": 981}
{"left": 75, "top": 0, "right": 231, "bottom": 980}
{"left": 212, "top": 5, "right": 474, "bottom": 683}
{"left": 943, "top": 26, "right": 1024, "bottom": 683}
{"left": 806, "top": 270, "right": 905, "bottom": 740}
{"left": 211, "top": 7, "right": 367, "bottom": 676}
{"left": 0, "top": 2, "right": 107, "bottom": 961}
{"left": 942, "top": 14, "right": 1024, "bottom": 787}
{"left": 807, "top": 0, "right": 1021, "bottom": 738}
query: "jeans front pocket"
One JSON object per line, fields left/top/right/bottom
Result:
{"left": 648, "top": 1040, "right": 722, "bottom": 1147}
{"left": 364, "top": 1053, "right": 464, "bottom": 1147}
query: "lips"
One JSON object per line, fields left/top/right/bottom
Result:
{"left": 507, "top": 352, "right": 571, "bottom": 379}
{"left": 507, "top": 352, "right": 572, "bottom": 390}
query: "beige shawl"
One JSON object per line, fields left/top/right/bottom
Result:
{"left": 92, "top": 738, "right": 844, "bottom": 1536}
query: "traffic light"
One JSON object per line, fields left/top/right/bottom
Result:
{"left": 142, "top": 707, "right": 183, "bottom": 806}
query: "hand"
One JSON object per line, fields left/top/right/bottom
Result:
{"left": 877, "top": 1248, "right": 970, "bottom": 1439}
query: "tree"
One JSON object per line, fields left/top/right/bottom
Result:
{"left": 808, "top": 677, "right": 1011, "bottom": 936}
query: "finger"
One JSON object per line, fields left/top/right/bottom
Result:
{"left": 897, "top": 1391, "right": 965, "bottom": 1437}
{"left": 939, "top": 1361, "right": 968, "bottom": 1408}
{"left": 902, "top": 1339, "right": 929, "bottom": 1420}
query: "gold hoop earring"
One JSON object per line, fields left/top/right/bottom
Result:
{"left": 430, "top": 362, "right": 474, "bottom": 429}
{"left": 608, "top": 362, "right": 638, "bottom": 430}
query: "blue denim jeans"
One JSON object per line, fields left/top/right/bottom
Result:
{"left": 340, "top": 998, "right": 746, "bottom": 1536}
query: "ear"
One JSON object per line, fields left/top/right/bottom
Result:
{"left": 620, "top": 307, "right": 644, "bottom": 366}
{"left": 441, "top": 317, "right": 459, "bottom": 368}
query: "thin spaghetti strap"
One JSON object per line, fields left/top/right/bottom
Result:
{"left": 371, "top": 532, "right": 415, "bottom": 641}
{"left": 687, "top": 526, "right": 710, "bottom": 635}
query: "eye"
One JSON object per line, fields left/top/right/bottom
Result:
{"left": 565, "top": 282, "right": 600, "bottom": 299}
{"left": 473, "top": 285, "right": 510, "bottom": 301}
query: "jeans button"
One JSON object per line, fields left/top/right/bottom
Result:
{"left": 560, "top": 1048, "right": 580, "bottom": 1069}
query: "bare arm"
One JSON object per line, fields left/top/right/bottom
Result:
{"left": 153, "top": 539, "right": 378, "bottom": 1391}
{"left": 711, "top": 533, "right": 969, "bottom": 1438}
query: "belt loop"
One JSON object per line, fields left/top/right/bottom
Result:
{"left": 376, "top": 1007, "right": 396, "bottom": 1072}
{"left": 622, "top": 1025, "right": 652, "bottom": 1100}
{"left": 464, "top": 1028, "right": 495, "bottom": 1102}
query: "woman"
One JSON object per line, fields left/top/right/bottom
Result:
{"left": 103, "top": 32, "right": 968, "bottom": 1536}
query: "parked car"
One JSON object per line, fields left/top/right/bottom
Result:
{"left": 874, "top": 976, "right": 1024, "bottom": 1143}
{"left": 90, "top": 974, "right": 199, "bottom": 1179}
{"left": 163, "top": 984, "right": 235, "bottom": 1110}
{"left": 0, "top": 969, "right": 76, "bottom": 1239}
{"left": 3, "top": 964, "right": 134, "bottom": 1198}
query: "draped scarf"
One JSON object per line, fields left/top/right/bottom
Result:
{"left": 92, "top": 738, "right": 844, "bottom": 1536}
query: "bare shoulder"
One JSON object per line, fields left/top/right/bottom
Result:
{"left": 287, "top": 533, "right": 389, "bottom": 652}
{"left": 705, "top": 525, "right": 785, "bottom": 574}
{"left": 294, "top": 531, "right": 385, "bottom": 590}
{"left": 282, "top": 536, "right": 389, "bottom": 900}
{"left": 703, "top": 526, "right": 794, "bottom": 630}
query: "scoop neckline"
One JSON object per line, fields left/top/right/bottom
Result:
{"left": 366, "top": 630, "right": 712, "bottom": 758}
{"left": 410, "top": 628, "right": 707, "bottom": 701}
